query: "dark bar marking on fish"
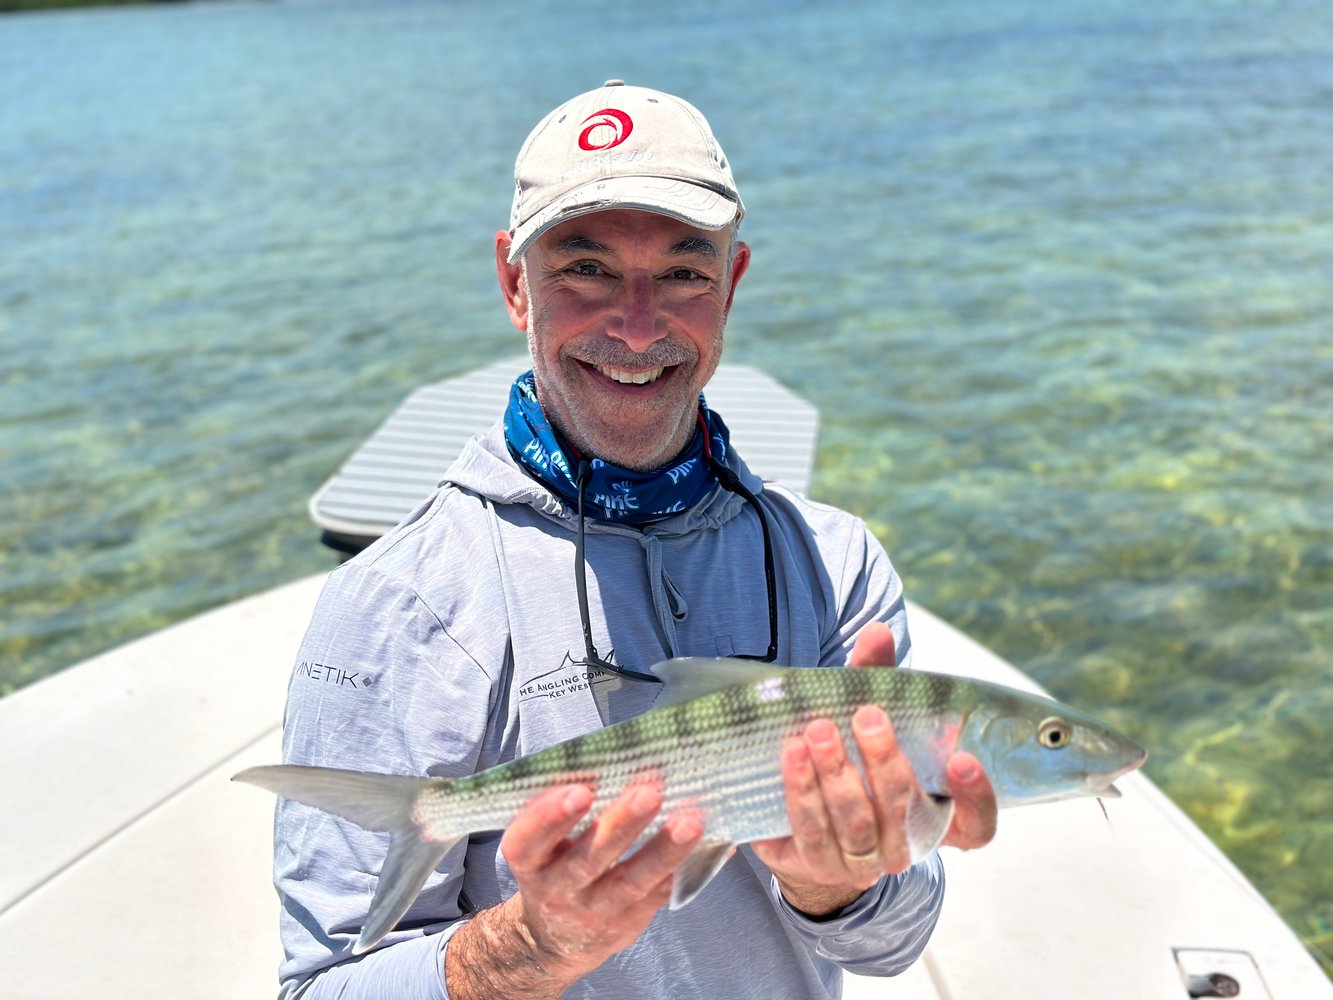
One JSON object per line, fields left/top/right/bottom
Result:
{"left": 672, "top": 703, "right": 697, "bottom": 743}
{"left": 843, "top": 666, "right": 875, "bottom": 709}
{"left": 924, "top": 672, "right": 955, "bottom": 719}
{"left": 725, "top": 685, "right": 762, "bottom": 730}
{"left": 605, "top": 716, "right": 641, "bottom": 755}
{"left": 784, "top": 669, "right": 816, "bottom": 721}
{"left": 501, "top": 754, "right": 537, "bottom": 782}
{"left": 561, "top": 734, "right": 589, "bottom": 773}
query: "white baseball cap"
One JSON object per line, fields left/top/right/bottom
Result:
{"left": 507, "top": 80, "right": 745, "bottom": 263}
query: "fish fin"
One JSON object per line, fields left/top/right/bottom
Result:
{"left": 234, "top": 765, "right": 458, "bottom": 953}
{"left": 1099, "top": 783, "right": 1123, "bottom": 799}
{"left": 650, "top": 657, "right": 786, "bottom": 708}
{"left": 905, "top": 787, "right": 955, "bottom": 863}
{"left": 354, "top": 828, "right": 463, "bottom": 954}
{"left": 669, "top": 839, "right": 736, "bottom": 909}
{"left": 233, "top": 764, "right": 445, "bottom": 831}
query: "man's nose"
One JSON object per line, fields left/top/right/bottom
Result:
{"left": 605, "top": 274, "right": 665, "bottom": 351}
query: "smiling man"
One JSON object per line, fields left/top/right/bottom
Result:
{"left": 272, "top": 81, "right": 996, "bottom": 1000}
{"left": 499, "top": 210, "right": 747, "bottom": 471}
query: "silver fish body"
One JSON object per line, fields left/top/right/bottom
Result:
{"left": 236, "top": 657, "right": 1146, "bottom": 954}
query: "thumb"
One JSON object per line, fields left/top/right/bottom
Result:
{"left": 849, "top": 621, "right": 896, "bottom": 669}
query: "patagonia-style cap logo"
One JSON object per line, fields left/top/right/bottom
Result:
{"left": 578, "top": 108, "right": 633, "bottom": 151}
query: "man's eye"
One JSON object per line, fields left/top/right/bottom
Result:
{"left": 569, "top": 261, "right": 604, "bottom": 277}
{"left": 668, "top": 267, "right": 703, "bottom": 281}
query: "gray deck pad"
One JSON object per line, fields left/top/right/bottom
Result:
{"left": 310, "top": 358, "right": 820, "bottom": 539}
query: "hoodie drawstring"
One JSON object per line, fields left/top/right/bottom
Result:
{"left": 639, "top": 533, "right": 688, "bottom": 660}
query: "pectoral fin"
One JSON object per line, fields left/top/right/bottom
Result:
{"left": 670, "top": 839, "right": 736, "bottom": 910}
{"left": 905, "top": 787, "right": 955, "bottom": 863}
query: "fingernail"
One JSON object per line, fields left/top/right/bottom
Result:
{"left": 786, "top": 739, "right": 810, "bottom": 766}
{"left": 670, "top": 813, "right": 703, "bottom": 845}
{"left": 954, "top": 757, "right": 981, "bottom": 783}
{"left": 562, "top": 786, "right": 590, "bottom": 816}
{"left": 629, "top": 786, "right": 659, "bottom": 817}
{"left": 854, "top": 705, "right": 887, "bottom": 734}
{"left": 808, "top": 720, "right": 837, "bottom": 747}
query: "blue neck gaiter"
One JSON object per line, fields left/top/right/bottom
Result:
{"left": 503, "top": 370, "right": 732, "bottom": 525}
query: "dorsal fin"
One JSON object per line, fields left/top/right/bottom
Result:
{"left": 649, "top": 657, "right": 787, "bottom": 708}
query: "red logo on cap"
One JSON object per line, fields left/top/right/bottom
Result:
{"left": 578, "top": 108, "right": 634, "bottom": 151}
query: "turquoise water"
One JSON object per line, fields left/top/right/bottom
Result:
{"left": 3, "top": 0, "right": 1329, "bottom": 972}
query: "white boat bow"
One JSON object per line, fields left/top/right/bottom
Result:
{"left": 1, "top": 362, "right": 1326, "bottom": 999}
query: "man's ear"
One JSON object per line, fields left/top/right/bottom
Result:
{"left": 724, "top": 240, "right": 751, "bottom": 316}
{"left": 495, "top": 231, "right": 529, "bottom": 331}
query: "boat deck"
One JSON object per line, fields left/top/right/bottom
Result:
{"left": 2, "top": 362, "right": 1328, "bottom": 998}
{"left": 4, "top": 578, "right": 1325, "bottom": 998}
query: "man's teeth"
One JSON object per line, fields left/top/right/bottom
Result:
{"left": 596, "top": 365, "right": 664, "bottom": 385}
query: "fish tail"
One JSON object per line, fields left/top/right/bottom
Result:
{"left": 233, "top": 764, "right": 463, "bottom": 954}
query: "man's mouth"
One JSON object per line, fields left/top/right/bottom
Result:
{"left": 593, "top": 363, "right": 666, "bottom": 386}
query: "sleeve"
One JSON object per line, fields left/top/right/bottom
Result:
{"left": 769, "top": 853, "right": 945, "bottom": 976}
{"left": 809, "top": 509, "right": 943, "bottom": 973}
{"left": 273, "top": 563, "right": 498, "bottom": 999}
{"left": 819, "top": 515, "right": 913, "bottom": 670}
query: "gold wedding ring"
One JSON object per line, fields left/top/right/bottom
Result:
{"left": 841, "top": 847, "right": 880, "bottom": 864}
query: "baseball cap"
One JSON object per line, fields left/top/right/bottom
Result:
{"left": 507, "top": 80, "right": 745, "bottom": 263}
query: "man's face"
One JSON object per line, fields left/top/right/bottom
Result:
{"left": 498, "top": 209, "right": 749, "bottom": 471}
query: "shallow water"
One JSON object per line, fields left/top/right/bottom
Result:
{"left": 2, "top": 0, "right": 1329, "bottom": 973}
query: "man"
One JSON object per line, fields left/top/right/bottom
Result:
{"left": 275, "top": 80, "right": 996, "bottom": 999}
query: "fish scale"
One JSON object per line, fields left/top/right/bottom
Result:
{"left": 236, "top": 657, "right": 1146, "bottom": 955}
{"left": 429, "top": 678, "right": 805, "bottom": 845}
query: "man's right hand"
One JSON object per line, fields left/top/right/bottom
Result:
{"left": 443, "top": 782, "right": 703, "bottom": 999}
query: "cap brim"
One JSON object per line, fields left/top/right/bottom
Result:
{"left": 508, "top": 175, "right": 741, "bottom": 264}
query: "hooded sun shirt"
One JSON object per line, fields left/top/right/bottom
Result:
{"left": 273, "top": 413, "right": 943, "bottom": 1000}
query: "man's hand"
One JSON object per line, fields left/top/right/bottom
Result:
{"left": 751, "top": 621, "right": 999, "bottom": 916}
{"left": 444, "top": 782, "right": 702, "bottom": 1000}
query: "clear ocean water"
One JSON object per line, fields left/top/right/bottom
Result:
{"left": 2, "top": 0, "right": 1329, "bottom": 973}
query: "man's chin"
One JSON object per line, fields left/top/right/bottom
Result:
{"left": 582, "top": 421, "right": 696, "bottom": 472}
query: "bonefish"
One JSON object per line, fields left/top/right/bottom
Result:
{"left": 236, "top": 657, "right": 1146, "bottom": 954}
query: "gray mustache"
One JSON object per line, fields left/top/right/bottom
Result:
{"left": 573, "top": 343, "right": 697, "bottom": 369}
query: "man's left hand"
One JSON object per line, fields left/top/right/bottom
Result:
{"left": 750, "top": 622, "right": 998, "bottom": 917}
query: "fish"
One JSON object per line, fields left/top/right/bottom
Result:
{"left": 235, "top": 657, "right": 1146, "bottom": 954}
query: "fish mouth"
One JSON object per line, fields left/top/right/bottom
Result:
{"left": 1085, "top": 748, "right": 1148, "bottom": 798}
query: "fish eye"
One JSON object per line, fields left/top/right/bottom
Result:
{"left": 1038, "top": 717, "right": 1072, "bottom": 749}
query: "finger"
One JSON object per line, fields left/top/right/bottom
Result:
{"left": 851, "top": 704, "right": 916, "bottom": 872}
{"left": 849, "top": 621, "right": 896, "bottom": 669}
{"left": 942, "top": 753, "right": 998, "bottom": 850}
{"left": 502, "top": 784, "right": 594, "bottom": 876}
{"left": 777, "top": 734, "right": 833, "bottom": 861}
{"left": 597, "top": 807, "right": 704, "bottom": 906}
{"left": 802, "top": 719, "right": 881, "bottom": 877}
{"left": 562, "top": 783, "right": 664, "bottom": 888}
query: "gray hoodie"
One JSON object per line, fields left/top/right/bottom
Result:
{"left": 275, "top": 422, "right": 944, "bottom": 999}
